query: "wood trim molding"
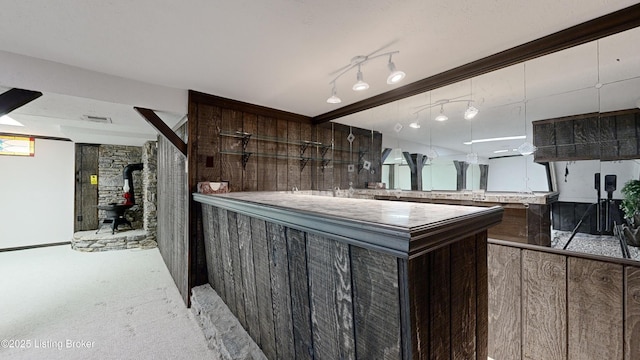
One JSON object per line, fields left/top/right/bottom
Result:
{"left": 0, "top": 88, "right": 43, "bottom": 117}
{"left": 134, "top": 106, "right": 187, "bottom": 155}
{"left": 312, "top": 3, "right": 640, "bottom": 124}
{"left": 189, "top": 90, "right": 312, "bottom": 124}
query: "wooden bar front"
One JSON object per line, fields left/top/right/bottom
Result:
{"left": 194, "top": 192, "right": 503, "bottom": 359}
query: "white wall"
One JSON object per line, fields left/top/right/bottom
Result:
{"left": 0, "top": 139, "right": 74, "bottom": 249}
{"left": 554, "top": 160, "right": 640, "bottom": 202}
{"left": 487, "top": 156, "right": 549, "bottom": 192}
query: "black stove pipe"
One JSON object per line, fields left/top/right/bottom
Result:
{"left": 123, "top": 163, "right": 143, "bottom": 205}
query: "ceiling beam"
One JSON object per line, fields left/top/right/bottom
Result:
{"left": 135, "top": 106, "right": 187, "bottom": 155}
{"left": 0, "top": 88, "right": 43, "bottom": 117}
{"left": 312, "top": 2, "right": 640, "bottom": 124}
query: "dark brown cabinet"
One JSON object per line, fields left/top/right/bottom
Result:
{"left": 533, "top": 108, "right": 640, "bottom": 162}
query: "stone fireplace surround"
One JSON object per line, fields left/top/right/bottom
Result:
{"left": 72, "top": 141, "right": 158, "bottom": 252}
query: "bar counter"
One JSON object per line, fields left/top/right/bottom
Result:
{"left": 194, "top": 191, "right": 503, "bottom": 359}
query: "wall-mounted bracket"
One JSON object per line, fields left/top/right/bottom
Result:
{"left": 241, "top": 152, "right": 252, "bottom": 170}
{"left": 300, "top": 157, "right": 311, "bottom": 171}
{"left": 320, "top": 145, "right": 331, "bottom": 158}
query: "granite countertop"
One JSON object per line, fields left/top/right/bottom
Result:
{"left": 342, "top": 189, "right": 559, "bottom": 205}
{"left": 197, "top": 191, "right": 498, "bottom": 229}
{"left": 194, "top": 191, "right": 503, "bottom": 257}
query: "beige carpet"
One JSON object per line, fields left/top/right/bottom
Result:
{"left": 0, "top": 245, "right": 219, "bottom": 360}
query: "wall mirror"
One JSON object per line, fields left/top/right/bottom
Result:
{"left": 320, "top": 25, "right": 640, "bottom": 259}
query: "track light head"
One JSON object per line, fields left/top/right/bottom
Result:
{"left": 435, "top": 105, "right": 448, "bottom": 121}
{"left": 327, "top": 83, "right": 342, "bottom": 104}
{"left": 464, "top": 102, "right": 479, "bottom": 120}
{"left": 386, "top": 58, "right": 406, "bottom": 84}
{"left": 352, "top": 66, "right": 369, "bottom": 91}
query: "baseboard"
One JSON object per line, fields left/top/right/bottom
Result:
{"left": 0, "top": 242, "right": 71, "bottom": 253}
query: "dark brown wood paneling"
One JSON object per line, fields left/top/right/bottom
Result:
{"left": 227, "top": 211, "right": 247, "bottom": 328}
{"left": 351, "top": 246, "right": 402, "bottom": 360}
{"left": 266, "top": 222, "right": 295, "bottom": 359}
{"left": 333, "top": 124, "right": 347, "bottom": 189}
{"left": 243, "top": 113, "right": 258, "bottom": 191}
{"left": 196, "top": 104, "right": 222, "bottom": 182}
{"left": 300, "top": 122, "right": 313, "bottom": 190}
{"left": 476, "top": 233, "right": 489, "bottom": 360}
{"left": 429, "top": 245, "right": 451, "bottom": 360}
{"left": 568, "top": 257, "right": 623, "bottom": 360}
{"left": 488, "top": 243, "right": 521, "bottom": 360}
{"left": 450, "top": 235, "right": 477, "bottom": 359}
{"left": 522, "top": 249, "right": 566, "bottom": 360}
{"left": 307, "top": 233, "right": 355, "bottom": 360}
{"left": 276, "top": 118, "right": 289, "bottom": 191}
{"left": 258, "top": 116, "right": 278, "bottom": 191}
{"left": 250, "top": 217, "right": 277, "bottom": 359}
{"left": 407, "top": 253, "right": 430, "bottom": 360}
{"left": 319, "top": 125, "right": 334, "bottom": 190}
{"left": 236, "top": 213, "right": 261, "bottom": 343}
{"left": 288, "top": 120, "right": 301, "bottom": 190}
{"left": 626, "top": 266, "right": 640, "bottom": 360}
{"left": 221, "top": 108, "right": 244, "bottom": 192}
{"left": 527, "top": 204, "right": 551, "bottom": 246}
{"left": 286, "top": 228, "right": 314, "bottom": 360}
{"left": 157, "top": 128, "right": 189, "bottom": 305}
{"left": 372, "top": 132, "right": 383, "bottom": 185}
{"left": 74, "top": 144, "right": 99, "bottom": 231}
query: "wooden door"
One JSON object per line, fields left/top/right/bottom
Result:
{"left": 74, "top": 144, "right": 99, "bottom": 231}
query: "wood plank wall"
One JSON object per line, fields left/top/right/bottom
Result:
{"left": 182, "top": 91, "right": 384, "bottom": 303}
{"left": 201, "top": 203, "right": 402, "bottom": 360}
{"left": 156, "top": 124, "right": 190, "bottom": 305}
{"left": 488, "top": 240, "right": 640, "bottom": 360}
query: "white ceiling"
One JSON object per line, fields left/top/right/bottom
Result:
{"left": 0, "top": 0, "right": 638, "bottom": 148}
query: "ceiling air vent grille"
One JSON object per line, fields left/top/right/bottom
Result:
{"left": 82, "top": 115, "right": 112, "bottom": 124}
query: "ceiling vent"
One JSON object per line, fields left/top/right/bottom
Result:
{"left": 82, "top": 115, "right": 112, "bottom": 124}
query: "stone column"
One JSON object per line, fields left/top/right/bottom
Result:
{"left": 479, "top": 164, "right": 489, "bottom": 190}
{"left": 453, "top": 160, "right": 469, "bottom": 191}
{"left": 142, "top": 141, "right": 158, "bottom": 244}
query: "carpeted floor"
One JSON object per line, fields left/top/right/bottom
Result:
{"left": 0, "top": 245, "right": 220, "bottom": 360}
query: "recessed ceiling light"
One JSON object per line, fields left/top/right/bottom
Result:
{"left": 0, "top": 115, "right": 24, "bottom": 127}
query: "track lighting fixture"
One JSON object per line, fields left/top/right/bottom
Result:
{"left": 434, "top": 104, "right": 448, "bottom": 122}
{"left": 352, "top": 65, "right": 369, "bottom": 91}
{"left": 412, "top": 98, "right": 479, "bottom": 123}
{"left": 326, "top": 50, "right": 406, "bottom": 104}
{"left": 326, "top": 82, "right": 341, "bottom": 104}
